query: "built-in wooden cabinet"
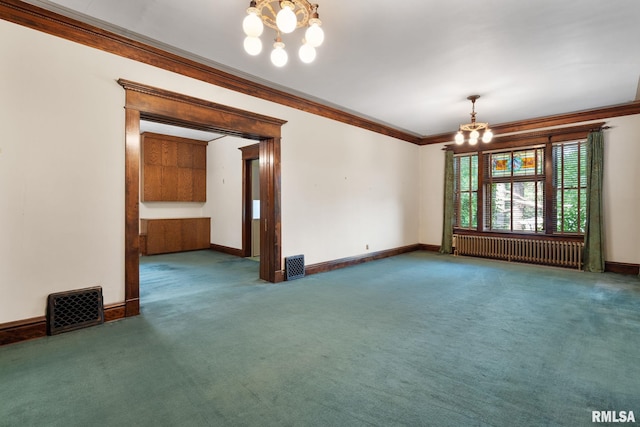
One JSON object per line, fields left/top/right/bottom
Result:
{"left": 141, "top": 132, "right": 208, "bottom": 202}
{"left": 140, "top": 218, "right": 211, "bottom": 255}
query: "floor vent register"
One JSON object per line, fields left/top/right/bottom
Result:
{"left": 47, "top": 286, "right": 104, "bottom": 335}
{"left": 285, "top": 255, "right": 305, "bottom": 281}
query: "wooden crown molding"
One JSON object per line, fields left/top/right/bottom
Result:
{"left": 2, "top": 1, "right": 640, "bottom": 146}
{"left": 0, "top": 0, "right": 420, "bottom": 144}
{"left": 421, "top": 102, "right": 640, "bottom": 146}
{"left": 446, "top": 122, "right": 607, "bottom": 154}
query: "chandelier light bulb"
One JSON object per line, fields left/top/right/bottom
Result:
{"left": 243, "top": 8, "right": 264, "bottom": 37}
{"left": 482, "top": 129, "right": 493, "bottom": 143}
{"left": 305, "top": 19, "right": 324, "bottom": 47}
{"left": 299, "top": 43, "right": 316, "bottom": 63}
{"left": 455, "top": 131, "right": 464, "bottom": 145}
{"left": 454, "top": 96, "right": 492, "bottom": 145}
{"left": 243, "top": 36, "right": 262, "bottom": 56}
{"left": 276, "top": 1, "right": 297, "bottom": 34}
{"left": 271, "top": 41, "right": 288, "bottom": 67}
{"left": 241, "top": 1, "right": 325, "bottom": 66}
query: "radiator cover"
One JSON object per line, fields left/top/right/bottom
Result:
{"left": 285, "top": 255, "right": 305, "bottom": 281}
{"left": 47, "top": 286, "right": 104, "bottom": 335}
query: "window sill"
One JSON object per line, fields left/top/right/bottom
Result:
{"left": 453, "top": 229, "right": 584, "bottom": 242}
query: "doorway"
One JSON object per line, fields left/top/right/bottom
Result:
{"left": 120, "top": 79, "right": 287, "bottom": 317}
{"left": 250, "top": 160, "right": 261, "bottom": 258}
{"left": 241, "top": 144, "right": 260, "bottom": 259}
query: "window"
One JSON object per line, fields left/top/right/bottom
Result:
{"left": 553, "top": 141, "right": 587, "bottom": 234}
{"left": 484, "top": 147, "right": 545, "bottom": 232}
{"left": 453, "top": 154, "right": 478, "bottom": 229}
{"left": 453, "top": 139, "right": 587, "bottom": 235}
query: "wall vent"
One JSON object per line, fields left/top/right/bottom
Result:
{"left": 47, "top": 286, "right": 104, "bottom": 335}
{"left": 285, "top": 255, "right": 305, "bottom": 281}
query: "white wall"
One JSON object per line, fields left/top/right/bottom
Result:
{"left": 0, "top": 20, "right": 420, "bottom": 323}
{"left": 418, "top": 115, "right": 640, "bottom": 265}
{"left": 204, "top": 136, "right": 256, "bottom": 249}
{"left": 140, "top": 202, "right": 205, "bottom": 219}
{"left": 281, "top": 120, "right": 420, "bottom": 263}
{"left": 602, "top": 115, "right": 640, "bottom": 264}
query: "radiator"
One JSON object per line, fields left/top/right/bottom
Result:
{"left": 453, "top": 234, "right": 583, "bottom": 270}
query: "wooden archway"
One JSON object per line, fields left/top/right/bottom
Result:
{"left": 119, "top": 80, "right": 286, "bottom": 317}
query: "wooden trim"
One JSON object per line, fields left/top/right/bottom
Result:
{"left": 422, "top": 103, "right": 640, "bottom": 145}
{"left": 120, "top": 80, "right": 286, "bottom": 139}
{"left": 140, "top": 131, "right": 209, "bottom": 145}
{"left": 241, "top": 157, "right": 251, "bottom": 258}
{"left": 305, "top": 244, "right": 421, "bottom": 276}
{"left": 274, "top": 270, "right": 285, "bottom": 283}
{"left": 240, "top": 143, "right": 260, "bottom": 160}
{"left": 0, "top": 303, "right": 126, "bottom": 346}
{"left": 605, "top": 262, "right": 640, "bottom": 276}
{"left": 209, "top": 243, "right": 244, "bottom": 258}
{"left": 419, "top": 244, "right": 441, "bottom": 252}
{"left": 0, "top": 316, "right": 46, "bottom": 346}
{"left": 240, "top": 143, "right": 260, "bottom": 258}
{"left": 259, "top": 138, "right": 282, "bottom": 282}
{"left": 125, "top": 299, "right": 140, "bottom": 317}
{"left": 124, "top": 108, "right": 140, "bottom": 317}
{"left": 0, "top": 0, "right": 418, "bottom": 144}
{"left": 120, "top": 81, "right": 288, "bottom": 129}
{"left": 122, "top": 83, "right": 285, "bottom": 325}
{"left": 104, "top": 302, "right": 126, "bottom": 322}
{"left": 447, "top": 122, "right": 606, "bottom": 154}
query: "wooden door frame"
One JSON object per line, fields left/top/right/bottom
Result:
{"left": 240, "top": 144, "right": 260, "bottom": 258}
{"left": 119, "top": 80, "right": 286, "bottom": 317}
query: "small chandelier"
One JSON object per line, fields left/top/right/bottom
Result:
{"left": 454, "top": 95, "right": 493, "bottom": 145}
{"left": 242, "top": 0, "right": 325, "bottom": 67}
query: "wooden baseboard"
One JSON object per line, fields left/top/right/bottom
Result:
{"left": 419, "top": 244, "right": 441, "bottom": 252}
{"left": 304, "top": 244, "right": 421, "bottom": 277}
{"left": 605, "top": 261, "right": 640, "bottom": 276}
{"left": 209, "top": 243, "right": 244, "bottom": 257}
{"left": 106, "top": 302, "right": 127, "bottom": 321}
{"left": 0, "top": 316, "right": 46, "bottom": 346}
{"left": 0, "top": 302, "right": 127, "bottom": 347}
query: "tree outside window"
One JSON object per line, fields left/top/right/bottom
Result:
{"left": 453, "top": 140, "right": 586, "bottom": 235}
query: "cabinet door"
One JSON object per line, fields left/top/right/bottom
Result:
{"left": 141, "top": 133, "right": 207, "bottom": 202}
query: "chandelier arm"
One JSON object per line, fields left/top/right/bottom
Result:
{"left": 244, "top": 0, "right": 322, "bottom": 65}
{"left": 454, "top": 95, "right": 492, "bottom": 144}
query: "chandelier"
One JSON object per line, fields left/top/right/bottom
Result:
{"left": 242, "top": 0, "right": 325, "bottom": 67}
{"left": 454, "top": 95, "right": 493, "bottom": 145}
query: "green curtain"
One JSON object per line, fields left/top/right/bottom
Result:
{"left": 440, "top": 150, "right": 454, "bottom": 254}
{"left": 584, "top": 130, "right": 605, "bottom": 272}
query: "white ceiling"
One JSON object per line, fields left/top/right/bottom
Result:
{"left": 26, "top": 0, "right": 640, "bottom": 138}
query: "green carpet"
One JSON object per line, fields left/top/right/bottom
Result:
{"left": 1, "top": 251, "right": 639, "bottom": 426}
